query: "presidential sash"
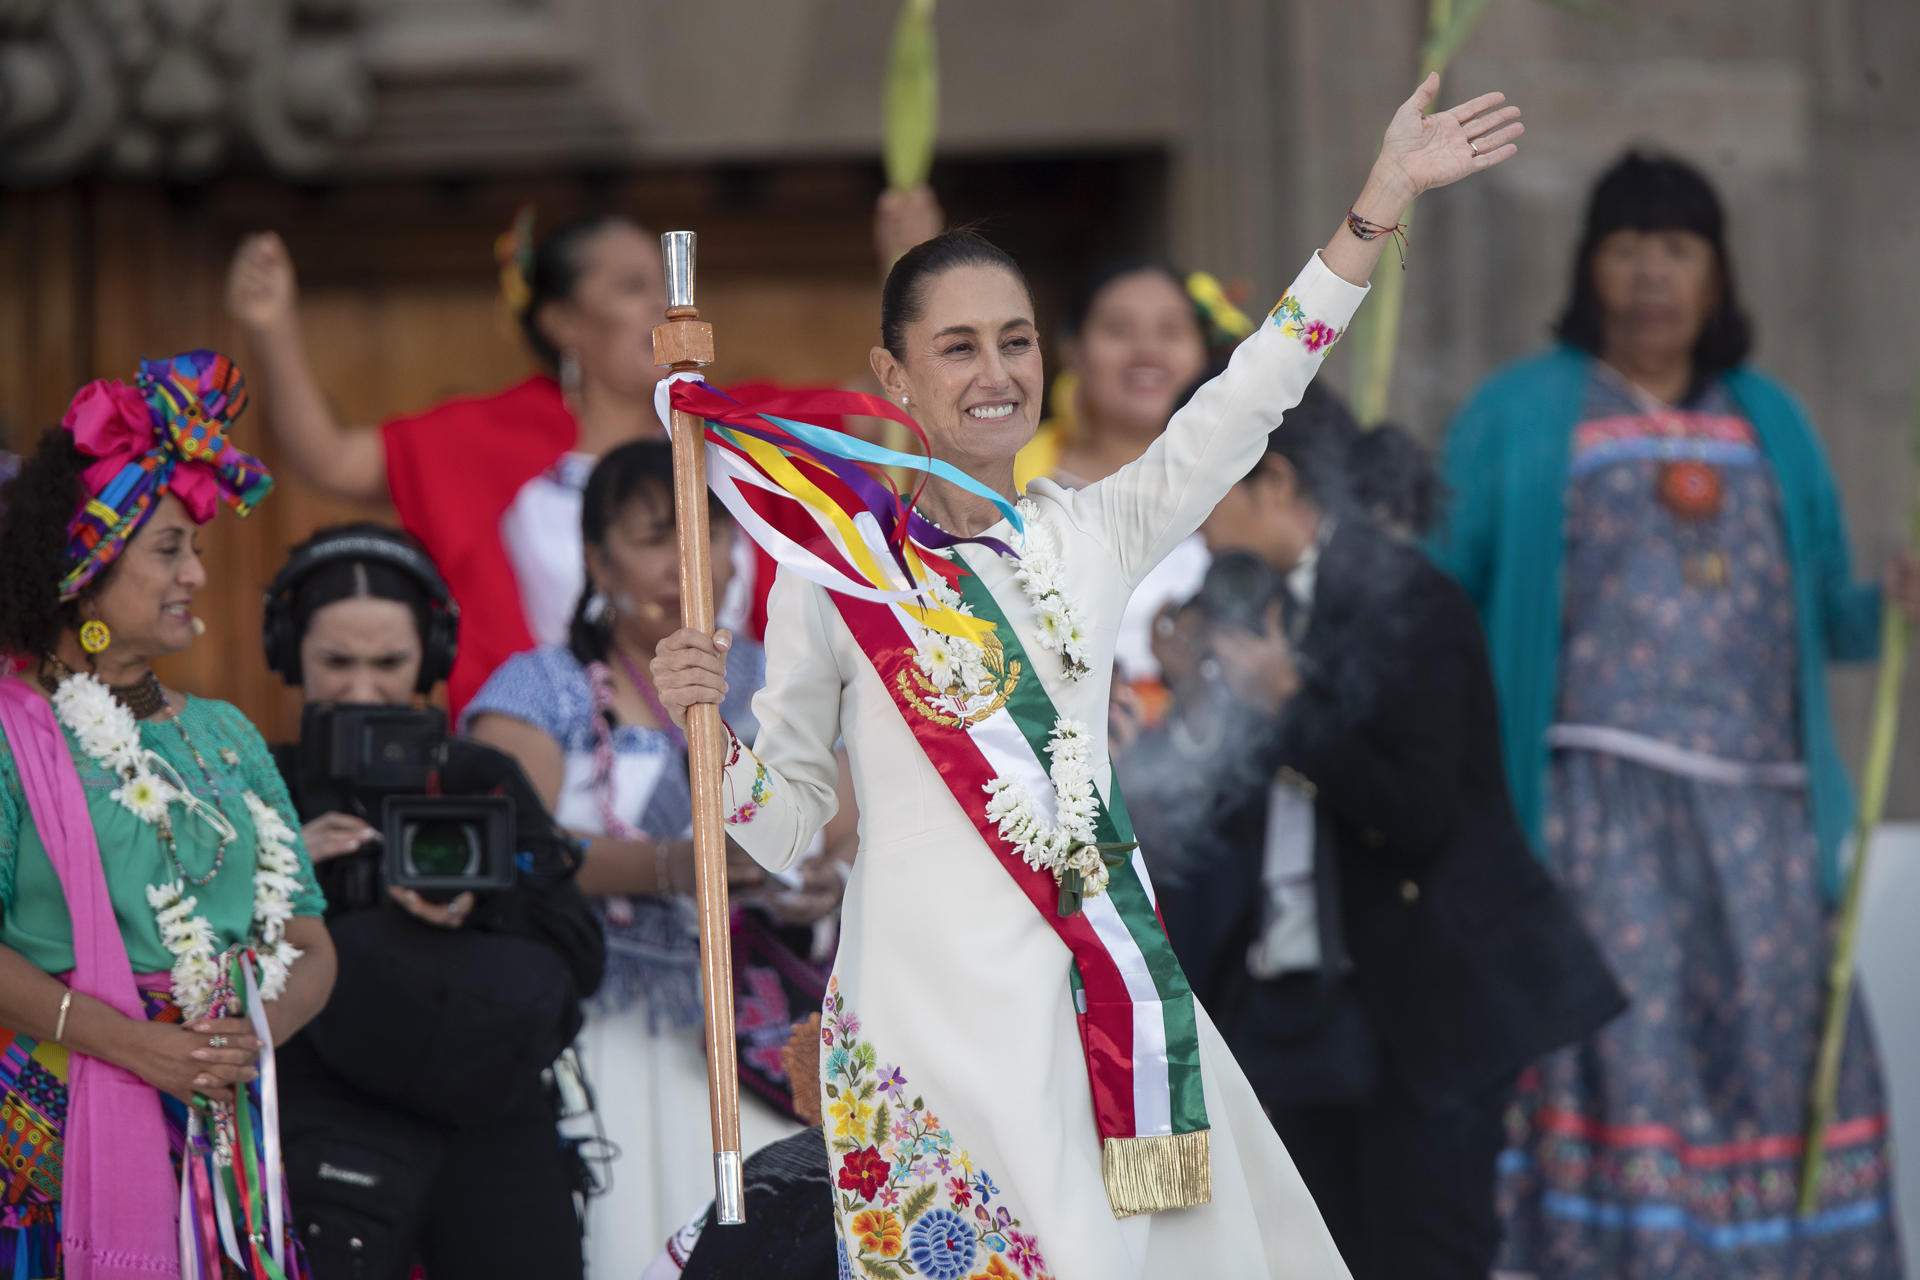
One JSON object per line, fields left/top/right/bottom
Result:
{"left": 827, "top": 567, "right": 1211, "bottom": 1217}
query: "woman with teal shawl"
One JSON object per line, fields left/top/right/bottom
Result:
{"left": 1432, "top": 152, "right": 1917, "bottom": 1278}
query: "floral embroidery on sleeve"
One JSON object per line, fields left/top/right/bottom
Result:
{"left": 1268, "top": 293, "right": 1343, "bottom": 354}
{"left": 822, "top": 976, "right": 1053, "bottom": 1280}
{"left": 721, "top": 721, "right": 773, "bottom": 825}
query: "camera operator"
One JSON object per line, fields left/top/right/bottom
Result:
{"left": 264, "top": 523, "right": 604, "bottom": 1280}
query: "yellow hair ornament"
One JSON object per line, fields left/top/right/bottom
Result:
{"left": 494, "top": 205, "right": 536, "bottom": 319}
{"left": 1186, "top": 271, "right": 1255, "bottom": 343}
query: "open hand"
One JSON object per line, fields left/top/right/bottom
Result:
{"left": 1375, "top": 73, "right": 1523, "bottom": 198}
{"left": 303, "top": 811, "right": 377, "bottom": 862}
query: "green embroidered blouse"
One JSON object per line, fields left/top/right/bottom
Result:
{"left": 0, "top": 695, "right": 326, "bottom": 975}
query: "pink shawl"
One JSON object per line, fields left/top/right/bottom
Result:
{"left": 0, "top": 680, "right": 178, "bottom": 1276}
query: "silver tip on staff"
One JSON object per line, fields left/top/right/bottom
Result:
{"left": 714, "top": 1150, "right": 745, "bottom": 1225}
{"left": 663, "top": 231, "right": 697, "bottom": 309}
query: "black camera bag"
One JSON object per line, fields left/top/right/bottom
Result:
{"left": 282, "top": 1087, "right": 441, "bottom": 1280}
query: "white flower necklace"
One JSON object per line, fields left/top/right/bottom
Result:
{"left": 982, "top": 717, "right": 1121, "bottom": 905}
{"left": 1008, "top": 499, "right": 1091, "bottom": 681}
{"left": 915, "top": 498, "right": 1090, "bottom": 695}
{"left": 52, "top": 672, "right": 302, "bottom": 1019}
{"left": 912, "top": 501, "right": 1122, "bottom": 907}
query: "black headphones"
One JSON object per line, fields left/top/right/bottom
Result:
{"left": 262, "top": 525, "right": 459, "bottom": 694}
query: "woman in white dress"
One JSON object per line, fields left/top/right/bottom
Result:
{"left": 654, "top": 78, "right": 1522, "bottom": 1278}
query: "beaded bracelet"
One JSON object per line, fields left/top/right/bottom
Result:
{"left": 1345, "top": 209, "right": 1409, "bottom": 270}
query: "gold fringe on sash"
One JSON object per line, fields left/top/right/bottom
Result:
{"left": 1101, "top": 1129, "right": 1212, "bottom": 1218}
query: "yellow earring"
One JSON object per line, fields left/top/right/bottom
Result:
{"left": 78, "top": 620, "right": 111, "bottom": 655}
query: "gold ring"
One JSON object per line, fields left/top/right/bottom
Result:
{"left": 1469, "top": 137, "right": 1482, "bottom": 156}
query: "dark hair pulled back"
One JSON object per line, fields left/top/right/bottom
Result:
{"left": 285, "top": 523, "right": 437, "bottom": 652}
{"left": 1064, "top": 259, "right": 1196, "bottom": 338}
{"left": 520, "top": 212, "right": 634, "bottom": 370}
{"left": 566, "top": 440, "right": 724, "bottom": 667}
{"left": 879, "top": 228, "right": 1032, "bottom": 359}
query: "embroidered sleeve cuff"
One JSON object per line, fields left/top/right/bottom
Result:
{"left": 721, "top": 719, "right": 773, "bottom": 826}
{"left": 1265, "top": 252, "right": 1371, "bottom": 355}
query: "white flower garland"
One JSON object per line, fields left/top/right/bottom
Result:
{"left": 907, "top": 501, "right": 1107, "bottom": 899}
{"left": 913, "top": 500, "right": 1091, "bottom": 699}
{"left": 54, "top": 673, "right": 302, "bottom": 1021}
{"left": 981, "top": 717, "right": 1113, "bottom": 899}
{"left": 1011, "top": 499, "right": 1091, "bottom": 681}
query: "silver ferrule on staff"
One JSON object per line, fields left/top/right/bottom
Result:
{"left": 714, "top": 1151, "right": 745, "bottom": 1226}
{"left": 663, "top": 230, "right": 697, "bottom": 310}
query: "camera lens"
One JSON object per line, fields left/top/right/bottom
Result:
{"left": 403, "top": 820, "right": 481, "bottom": 878}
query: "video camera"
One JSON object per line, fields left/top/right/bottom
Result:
{"left": 295, "top": 704, "right": 521, "bottom": 897}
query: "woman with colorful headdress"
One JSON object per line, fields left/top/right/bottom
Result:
{"left": 0, "top": 351, "right": 335, "bottom": 1278}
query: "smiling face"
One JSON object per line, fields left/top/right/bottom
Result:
{"left": 1070, "top": 269, "right": 1207, "bottom": 439}
{"left": 1589, "top": 227, "right": 1720, "bottom": 375}
{"left": 536, "top": 221, "right": 669, "bottom": 400}
{"left": 870, "top": 263, "right": 1043, "bottom": 476}
{"left": 82, "top": 493, "right": 207, "bottom": 661}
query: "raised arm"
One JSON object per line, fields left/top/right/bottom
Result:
{"left": 1080, "top": 75, "right": 1522, "bottom": 583}
{"left": 226, "top": 233, "right": 388, "bottom": 505}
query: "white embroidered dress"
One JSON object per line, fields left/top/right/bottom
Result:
{"left": 723, "top": 254, "right": 1364, "bottom": 1278}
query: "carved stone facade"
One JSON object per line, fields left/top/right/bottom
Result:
{"left": 0, "top": 0, "right": 372, "bottom": 180}
{"left": 0, "top": 0, "right": 666, "bottom": 181}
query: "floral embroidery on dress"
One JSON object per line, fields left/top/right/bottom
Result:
{"left": 1267, "top": 292, "right": 1342, "bottom": 354}
{"left": 823, "top": 976, "right": 1054, "bottom": 1280}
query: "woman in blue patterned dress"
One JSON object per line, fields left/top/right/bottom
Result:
{"left": 463, "top": 440, "right": 851, "bottom": 1272}
{"left": 1434, "top": 151, "right": 1920, "bottom": 1277}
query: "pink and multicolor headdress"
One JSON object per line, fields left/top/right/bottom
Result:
{"left": 59, "top": 349, "right": 272, "bottom": 600}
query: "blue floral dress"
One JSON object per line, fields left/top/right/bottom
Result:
{"left": 1494, "top": 372, "right": 1903, "bottom": 1277}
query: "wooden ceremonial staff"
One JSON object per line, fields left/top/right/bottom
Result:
{"left": 652, "top": 230, "right": 746, "bottom": 1225}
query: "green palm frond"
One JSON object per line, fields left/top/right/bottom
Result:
{"left": 884, "top": 0, "right": 939, "bottom": 192}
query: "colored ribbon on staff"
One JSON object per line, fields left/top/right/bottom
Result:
{"left": 656, "top": 377, "right": 1023, "bottom": 641}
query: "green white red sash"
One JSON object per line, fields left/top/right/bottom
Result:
{"left": 828, "top": 565, "right": 1211, "bottom": 1217}
{"left": 651, "top": 376, "right": 1212, "bottom": 1213}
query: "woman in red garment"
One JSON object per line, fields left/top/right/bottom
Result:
{"left": 226, "top": 195, "right": 942, "bottom": 716}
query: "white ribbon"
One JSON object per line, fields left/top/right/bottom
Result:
{"left": 653, "top": 373, "right": 942, "bottom": 608}
{"left": 242, "top": 955, "right": 289, "bottom": 1271}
